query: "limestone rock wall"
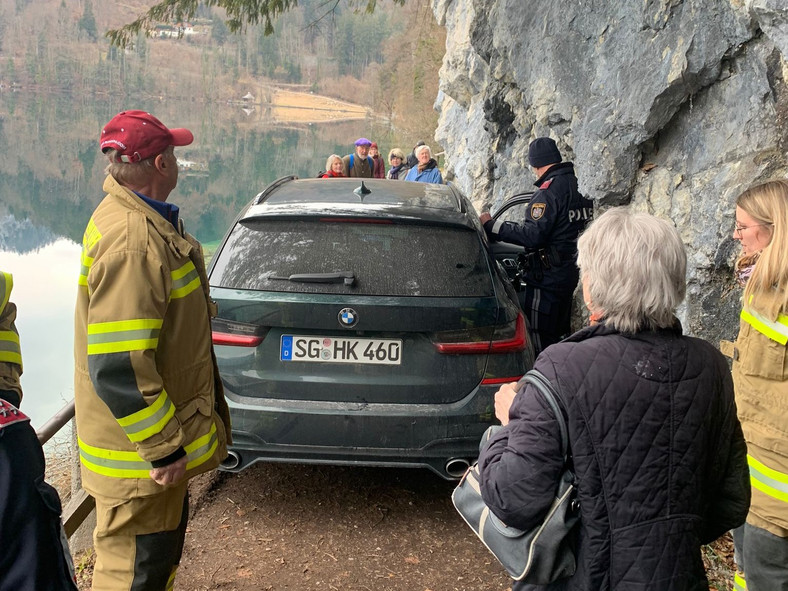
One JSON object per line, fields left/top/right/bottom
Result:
{"left": 433, "top": 0, "right": 788, "bottom": 345}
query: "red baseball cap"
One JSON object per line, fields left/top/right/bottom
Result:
{"left": 100, "top": 110, "right": 193, "bottom": 163}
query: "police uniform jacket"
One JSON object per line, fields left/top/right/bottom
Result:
{"left": 74, "top": 175, "right": 231, "bottom": 500}
{"left": 484, "top": 162, "right": 593, "bottom": 292}
{"left": 479, "top": 320, "right": 750, "bottom": 590}
{"left": 730, "top": 289, "right": 788, "bottom": 537}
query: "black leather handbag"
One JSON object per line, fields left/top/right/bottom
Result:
{"left": 451, "top": 369, "right": 579, "bottom": 583}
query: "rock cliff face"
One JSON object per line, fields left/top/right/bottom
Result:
{"left": 432, "top": 0, "right": 788, "bottom": 345}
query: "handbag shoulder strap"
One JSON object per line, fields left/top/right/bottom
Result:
{"left": 522, "top": 369, "right": 569, "bottom": 460}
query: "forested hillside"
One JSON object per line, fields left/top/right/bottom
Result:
{"left": 0, "top": 0, "right": 444, "bottom": 138}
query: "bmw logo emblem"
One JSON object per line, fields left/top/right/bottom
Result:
{"left": 338, "top": 308, "right": 358, "bottom": 328}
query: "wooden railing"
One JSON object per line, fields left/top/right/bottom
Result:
{"left": 36, "top": 400, "right": 95, "bottom": 537}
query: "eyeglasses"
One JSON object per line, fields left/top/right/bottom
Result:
{"left": 734, "top": 223, "right": 772, "bottom": 237}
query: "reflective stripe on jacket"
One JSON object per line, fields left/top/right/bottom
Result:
{"left": 733, "top": 289, "right": 788, "bottom": 537}
{"left": 741, "top": 307, "right": 788, "bottom": 345}
{"left": 0, "top": 271, "right": 23, "bottom": 405}
{"left": 0, "top": 272, "right": 22, "bottom": 368}
{"left": 74, "top": 175, "right": 231, "bottom": 499}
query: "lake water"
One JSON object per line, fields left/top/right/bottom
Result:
{"left": 0, "top": 94, "right": 384, "bottom": 430}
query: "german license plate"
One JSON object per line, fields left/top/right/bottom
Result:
{"left": 280, "top": 335, "right": 402, "bottom": 365}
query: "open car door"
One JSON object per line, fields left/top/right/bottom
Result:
{"left": 486, "top": 192, "right": 534, "bottom": 290}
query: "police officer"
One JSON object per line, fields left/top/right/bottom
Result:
{"left": 480, "top": 137, "right": 593, "bottom": 356}
{"left": 0, "top": 271, "right": 78, "bottom": 591}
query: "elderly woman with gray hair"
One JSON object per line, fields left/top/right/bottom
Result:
{"left": 476, "top": 207, "right": 750, "bottom": 590}
{"left": 404, "top": 144, "right": 442, "bottom": 183}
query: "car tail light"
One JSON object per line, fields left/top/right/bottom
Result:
{"left": 432, "top": 312, "right": 527, "bottom": 354}
{"left": 211, "top": 318, "right": 268, "bottom": 347}
{"left": 481, "top": 376, "right": 524, "bottom": 385}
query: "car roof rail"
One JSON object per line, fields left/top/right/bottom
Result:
{"left": 253, "top": 175, "right": 298, "bottom": 205}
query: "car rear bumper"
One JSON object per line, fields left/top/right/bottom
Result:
{"left": 220, "top": 385, "right": 499, "bottom": 480}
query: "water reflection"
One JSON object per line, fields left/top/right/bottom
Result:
{"left": 0, "top": 93, "right": 379, "bottom": 426}
{"left": 1, "top": 239, "right": 81, "bottom": 429}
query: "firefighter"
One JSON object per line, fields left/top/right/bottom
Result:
{"left": 727, "top": 180, "right": 788, "bottom": 591}
{"left": 0, "top": 270, "right": 78, "bottom": 591}
{"left": 74, "top": 111, "right": 231, "bottom": 590}
{"left": 480, "top": 137, "right": 594, "bottom": 356}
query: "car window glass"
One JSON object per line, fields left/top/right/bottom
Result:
{"left": 495, "top": 202, "right": 530, "bottom": 224}
{"left": 210, "top": 220, "right": 494, "bottom": 297}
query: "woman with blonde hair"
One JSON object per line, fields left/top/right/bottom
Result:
{"left": 477, "top": 207, "right": 749, "bottom": 590}
{"left": 386, "top": 148, "right": 408, "bottom": 180}
{"left": 321, "top": 154, "right": 345, "bottom": 178}
{"left": 730, "top": 179, "right": 788, "bottom": 591}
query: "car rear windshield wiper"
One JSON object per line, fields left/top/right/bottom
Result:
{"left": 270, "top": 272, "right": 356, "bottom": 286}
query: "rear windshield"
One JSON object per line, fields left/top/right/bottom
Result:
{"left": 210, "top": 220, "right": 493, "bottom": 297}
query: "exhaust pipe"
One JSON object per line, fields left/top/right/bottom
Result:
{"left": 221, "top": 450, "right": 241, "bottom": 470}
{"left": 445, "top": 457, "right": 471, "bottom": 478}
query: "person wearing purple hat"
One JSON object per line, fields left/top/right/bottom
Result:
{"left": 75, "top": 110, "right": 231, "bottom": 590}
{"left": 342, "top": 137, "right": 374, "bottom": 178}
{"left": 480, "top": 137, "right": 594, "bottom": 356}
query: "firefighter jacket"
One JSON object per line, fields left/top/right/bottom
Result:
{"left": 74, "top": 175, "right": 231, "bottom": 500}
{"left": 731, "top": 288, "right": 788, "bottom": 537}
{"left": 483, "top": 162, "right": 593, "bottom": 293}
{"left": 0, "top": 271, "right": 23, "bottom": 407}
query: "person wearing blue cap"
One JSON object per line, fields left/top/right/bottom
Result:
{"left": 342, "top": 138, "right": 375, "bottom": 178}
{"left": 479, "top": 137, "right": 594, "bottom": 356}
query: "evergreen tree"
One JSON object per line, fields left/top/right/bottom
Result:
{"left": 212, "top": 16, "right": 229, "bottom": 45}
{"left": 78, "top": 0, "right": 98, "bottom": 43}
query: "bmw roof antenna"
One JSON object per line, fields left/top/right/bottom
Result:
{"left": 354, "top": 181, "right": 372, "bottom": 199}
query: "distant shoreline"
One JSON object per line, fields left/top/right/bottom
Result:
{"left": 234, "top": 87, "right": 370, "bottom": 124}
{"left": 0, "top": 85, "right": 371, "bottom": 125}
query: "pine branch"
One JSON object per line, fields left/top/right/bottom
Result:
{"left": 106, "top": 0, "right": 405, "bottom": 48}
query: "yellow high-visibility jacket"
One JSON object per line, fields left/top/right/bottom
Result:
{"left": 0, "top": 271, "right": 23, "bottom": 402}
{"left": 74, "top": 175, "right": 231, "bottom": 500}
{"left": 732, "top": 288, "right": 788, "bottom": 537}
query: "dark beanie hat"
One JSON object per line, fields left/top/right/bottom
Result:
{"left": 528, "top": 137, "right": 562, "bottom": 167}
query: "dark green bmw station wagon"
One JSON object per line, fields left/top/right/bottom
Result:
{"left": 208, "top": 177, "right": 534, "bottom": 479}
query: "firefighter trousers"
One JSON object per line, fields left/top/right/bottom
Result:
{"left": 92, "top": 482, "right": 189, "bottom": 591}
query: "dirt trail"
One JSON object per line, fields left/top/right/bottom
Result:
{"left": 176, "top": 464, "right": 512, "bottom": 590}
{"left": 76, "top": 463, "right": 513, "bottom": 590}
{"left": 74, "top": 462, "right": 736, "bottom": 590}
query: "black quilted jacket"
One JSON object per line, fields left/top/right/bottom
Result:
{"left": 478, "top": 321, "right": 750, "bottom": 590}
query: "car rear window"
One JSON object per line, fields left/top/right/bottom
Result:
{"left": 210, "top": 220, "right": 494, "bottom": 297}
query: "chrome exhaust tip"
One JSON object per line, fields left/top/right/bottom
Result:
{"left": 445, "top": 457, "right": 471, "bottom": 479}
{"left": 221, "top": 450, "right": 241, "bottom": 471}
